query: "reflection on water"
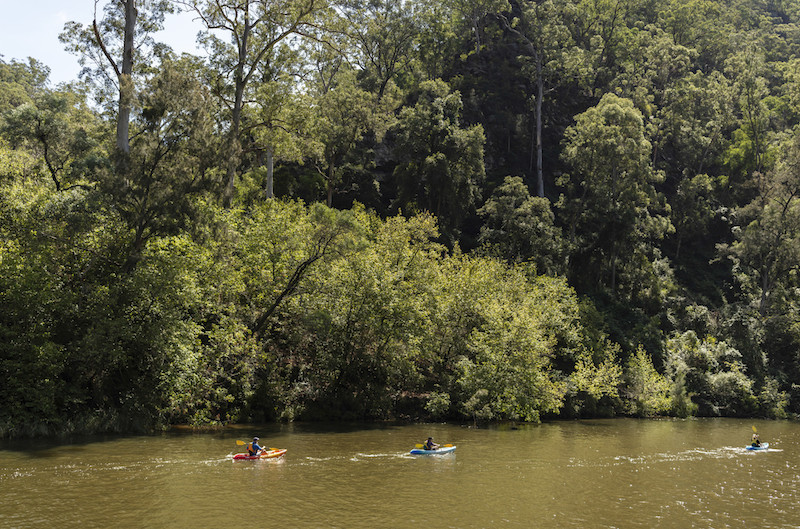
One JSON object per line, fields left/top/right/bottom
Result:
{"left": 1, "top": 419, "right": 799, "bottom": 528}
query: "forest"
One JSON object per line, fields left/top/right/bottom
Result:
{"left": 2, "top": 0, "right": 800, "bottom": 438}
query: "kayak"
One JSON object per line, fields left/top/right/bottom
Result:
{"left": 746, "top": 443, "right": 769, "bottom": 451}
{"left": 233, "top": 448, "right": 287, "bottom": 460}
{"left": 410, "top": 445, "right": 456, "bottom": 455}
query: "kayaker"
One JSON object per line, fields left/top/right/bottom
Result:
{"left": 752, "top": 433, "right": 761, "bottom": 447}
{"left": 424, "top": 437, "right": 439, "bottom": 450}
{"left": 248, "top": 437, "right": 264, "bottom": 456}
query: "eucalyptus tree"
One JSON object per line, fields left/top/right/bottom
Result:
{"left": 307, "top": 68, "right": 395, "bottom": 207}
{"left": 414, "top": 0, "right": 461, "bottom": 81}
{"left": 558, "top": 93, "right": 668, "bottom": 296}
{"left": 295, "top": 13, "right": 399, "bottom": 207}
{"left": 447, "top": 0, "right": 509, "bottom": 55}
{"left": 655, "top": 71, "right": 734, "bottom": 261}
{"left": 249, "top": 43, "right": 310, "bottom": 199}
{"left": 721, "top": 133, "right": 800, "bottom": 317}
{"left": 477, "top": 175, "right": 565, "bottom": 274}
{"left": 568, "top": 0, "right": 635, "bottom": 95}
{"left": 0, "top": 58, "right": 51, "bottom": 113}
{"left": 723, "top": 42, "right": 775, "bottom": 193}
{"left": 496, "top": 0, "right": 575, "bottom": 198}
{"left": 340, "top": 0, "right": 419, "bottom": 101}
{"left": 182, "top": 0, "right": 332, "bottom": 206}
{"left": 60, "top": 0, "right": 174, "bottom": 174}
{"left": 657, "top": 0, "right": 730, "bottom": 70}
{"left": 111, "top": 56, "right": 220, "bottom": 258}
{"left": 1, "top": 90, "right": 103, "bottom": 192}
{"left": 392, "top": 79, "right": 485, "bottom": 243}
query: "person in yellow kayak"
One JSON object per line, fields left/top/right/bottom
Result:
{"left": 424, "top": 437, "right": 440, "bottom": 451}
{"left": 751, "top": 433, "right": 762, "bottom": 447}
{"left": 247, "top": 437, "right": 265, "bottom": 456}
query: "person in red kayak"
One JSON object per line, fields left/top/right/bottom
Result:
{"left": 424, "top": 437, "right": 439, "bottom": 450}
{"left": 247, "top": 437, "right": 265, "bottom": 456}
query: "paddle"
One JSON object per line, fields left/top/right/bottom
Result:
{"left": 235, "top": 440, "right": 281, "bottom": 452}
{"left": 751, "top": 425, "right": 763, "bottom": 447}
{"left": 414, "top": 443, "right": 454, "bottom": 449}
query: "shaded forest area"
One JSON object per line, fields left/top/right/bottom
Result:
{"left": 3, "top": 0, "right": 800, "bottom": 437}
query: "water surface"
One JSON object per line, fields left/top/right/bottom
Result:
{"left": 1, "top": 419, "right": 798, "bottom": 528}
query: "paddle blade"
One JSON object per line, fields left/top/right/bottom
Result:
{"left": 236, "top": 440, "right": 246, "bottom": 445}
{"left": 443, "top": 444, "right": 453, "bottom": 447}
{"left": 415, "top": 444, "right": 424, "bottom": 448}
{"left": 752, "top": 425, "right": 758, "bottom": 433}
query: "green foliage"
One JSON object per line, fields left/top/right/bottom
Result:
{"left": 0, "top": 57, "right": 50, "bottom": 113}
{"left": 392, "top": 79, "right": 486, "bottom": 242}
{"left": 477, "top": 175, "right": 566, "bottom": 274}
{"left": 9, "top": 0, "right": 800, "bottom": 436}
{"left": 425, "top": 391, "right": 452, "bottom": 419}
{"left": 623, "top": 346, "right": 673, "bottom": 417}
{"left": 558, "top": 93, "right": 670, "bottom": 298}
{"left": 665, "top": 331, "right": 757, "bottom": 416}
{"left": 1, "top": 90, "right": 104, "bottom": 192}
{"left": 448, "top": 265, "right": 583, "bottom": 422}
{"left": 565, "top": 346, "right": 622, "bottom": 417}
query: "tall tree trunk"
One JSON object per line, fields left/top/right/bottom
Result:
{"left": 327, "top": 163, "right": 335, "bottom": 207}
{"left": 223, "top": 7, "right": 251, "bottom": 208}
{"left": 760, "top": 268, "right": 770, "bottom": 315}
{"left": 265, "top": 146, "right": 274, "bottom": 199}
{"left": 117, "top": 0, "right": 136, "bottom": 158}
{"left": 535, "top": 55, "right": 544, "bottom": 198}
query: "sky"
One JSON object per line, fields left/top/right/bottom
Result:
{"left": 0, "top": 0, "right": 206, "bottom": 85}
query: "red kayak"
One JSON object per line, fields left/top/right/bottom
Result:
{"left": 232, "top": 448, "right": 287, "bottom": 460}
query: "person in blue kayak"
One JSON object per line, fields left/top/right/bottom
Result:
{"left": 247, "top": 437, "right": 264, "bottom": 456}
{"left": 752, "top": 433, "right": 762, "bottom": 447}
{"left": 424, "top": 437, "right": 439, "bottom": 450}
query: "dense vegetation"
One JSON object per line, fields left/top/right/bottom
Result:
{"left": 3, "top": 0, "right": 800, "bottom": 437}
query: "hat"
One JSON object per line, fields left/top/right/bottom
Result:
{"left": 253, "top": 437, "right": 259, "bottom": 441}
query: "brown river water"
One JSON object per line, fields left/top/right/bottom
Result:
{"left": 1, "top": 418, "right": 799, "bottom": 528}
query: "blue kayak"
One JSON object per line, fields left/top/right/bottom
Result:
{"left": 410, "top": 445, "right": 456, "bottom": 455}
{"left": 746, "top": 443, "right": 769, "bottom": 451}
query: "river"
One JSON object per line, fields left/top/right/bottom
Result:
{"left": 1, "top": 418, "right": 798, "bottom": 528}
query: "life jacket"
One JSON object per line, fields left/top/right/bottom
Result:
{"left": 247, "top": 442, "right": 256, "bottom": 455}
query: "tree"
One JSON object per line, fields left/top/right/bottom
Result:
{"left": 721, "top": 133, "right": 800, "bottom": 316}
{"left": 341, "top": 0, "right": 419, "bottom": 100}
{"left": 184, "top": 0, "right": 330, "bottom": 206}
{"left": 477, "top": 175, "right": 565, "bottom": 274}
{"left": 497, "top": 0, "right": 575, "bottom": 197}
{"left": 103, "top": 56, "right": 220, "bottom": 261}
{"left": 1, "top": 90, "right": 103, "bottom": 192}
{"left": 448, "top": 0, "right": 509, "bottom": 55}
{"left": 723, "top": 42, "right": 778, "bottom": 194}
{"left": 248, "top": 42, "right": 309, "bottom": 199}
{"left": 454, "top": 266, "right": 575, "bottom": 422}
{"left": 392, "top": 79, "right": 485, "bottom": 242}
{"left": 657, "top": 0, "right": 730, "bottom": 70}
{"left": 307, "top": 68, "right": 394, "bottom": 207}
{"left": 60, "top": 0, "right": 174, "bottom": 173}
{"left": 665, "top": 330, "right": 756, "bottom": 416}
{"left": 623, "top": 345, "right": 672, "bottom": 417}
{"left": 0, "top": 57, "right": 51, "bottom": 113}
{"left": 650, "top": 70, "right": 733, "bottom": 287}
{"left": 558, "top": 93, "right": 668, "bottom": 296}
